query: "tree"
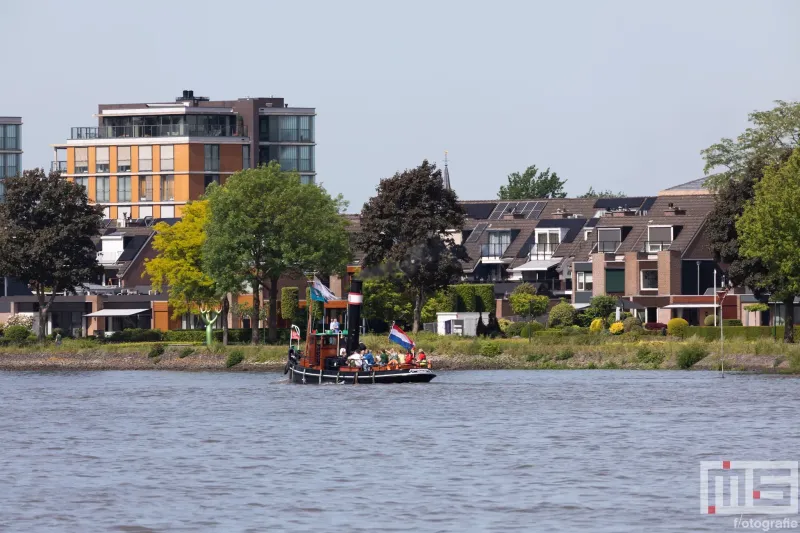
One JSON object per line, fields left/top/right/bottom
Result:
{"left": 701, "top": 100, "right": 800, "bottom": 188}
{"left": 577, "top": 186, "right": 625, "bottom": 199}
{"left": 362, "top": 275, "right": 414, "bottom": 329}
{"left": 737, "top": 148, "right": 800, "bottom": 343}
{"left": 145, "top": 200, "right": 225, "bottom": 346}
{"left": 281, "top": 287, "right": 299, "bottom": 323}
{"left": 509, "top": 283, "right": 548, "bottom": 319}
{"left": 497, "top": 165, "right": 566, "bottom": 200}
{"left": 0, "top": 169, "right": 103, "bottom": 340}
{"left": 358, "top": 160, "right": 468, "bottom": 332}
{"left": 547, "top": 299, "right": 577, "bottom": 328}
{"left": 204, "top": 163, "right": 350, "bottom": 344}
{"left": 585, "top": 295, "right": 617, "bottom": 321}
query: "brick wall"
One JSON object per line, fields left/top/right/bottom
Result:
{"left": 591, "top": 253, "right": 605, "bottom": 296}
{"left": 657, "top": 250, "right": 681, "bottom": 295}
{"left": 624, "top": 252, "right": 638, "bottom": 296}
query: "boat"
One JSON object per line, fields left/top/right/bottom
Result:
{"left": 285, "top": 279, "right": 436, "bottom": 384}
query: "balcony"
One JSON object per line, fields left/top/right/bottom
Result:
{"left": 480, "top": 243, "right": 510, "bottom": 259}
{"left": 596, "top": 240, "right": 621, "bottom": 253}
{"left": 521, "top": 242, "right": 560, "bottom": 260}
{"left": 70, "top": 123, "right": 248, "bottom": 140}
{"left": 644, "top": 241, "right": 672, "bottom": 253}
{"left": 51, "top": 161, "right": 67, "bottom": 173}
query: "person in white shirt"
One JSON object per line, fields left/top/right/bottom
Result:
{"left": 347, "top": 350, "right": 363, "bottom": 368}
{"left": 330, "top": 317, "right": 340, "bottom": 332}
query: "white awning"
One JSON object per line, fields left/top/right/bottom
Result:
{"left": 84, "top": 308, "right": 149, "bottom": 317}
{"left": 662, "top": 304, "right": 718, "bottom": 309}
{"left": 572, "top": 303, "right": 590, "bottom": 310}
{"left": 511, "top": 258, "right": 561, "bottom": 272}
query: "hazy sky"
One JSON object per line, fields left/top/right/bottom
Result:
{"left": 1, "top": 0, "right": 798, "bottom": 211}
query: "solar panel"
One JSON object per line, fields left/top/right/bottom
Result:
{"left": 465, "top": 222, "right": 489, "bottom": 243}
{"left": 528, "top": 201, "right": 547, "bottom": 219}
{"left": 488, "top": 202, "right": 509, "bottom": 220}
{"left": 464, "top": 203, "right": 496, "bottom": 219}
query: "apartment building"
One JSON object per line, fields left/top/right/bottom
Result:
{"left": 0, "top": 116, "right": 22, "bottom": 201}
{"left": 51, "top": 90, "right": 316, "bottom": 221}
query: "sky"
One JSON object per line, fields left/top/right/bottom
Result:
{"left": 1, "top": 0, "right": 799, "bottom": 211}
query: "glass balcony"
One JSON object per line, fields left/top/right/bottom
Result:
{"left": 51, "top": 161, "right": 67, "bottom": 172}
{"left": 70, "top": 123, "right": 248, "bottom": 140}
{"left": 644, "top": 241, "right": 672, "bottom": 253}
{"left": 596, "top": 240, "right": 621, "bottom": 253}
{"left": 522, "top": 242, "right": 559, "bottom": 260}
{"left": 481, "top": 243, "right": 509, "bottom": 258}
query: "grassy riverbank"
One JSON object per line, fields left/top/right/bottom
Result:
{"left": 1, "top": 332, "right": 800, "bottom": 372}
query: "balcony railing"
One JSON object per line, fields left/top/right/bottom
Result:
{"left": 51, "top": 161, "right": 67, "bottom": 172}
{"left": 521, "top": 242, "right": 560, "bottom": 260}
{"left": 70, "top": 123, "right": 248, "bottom": 140}
{"left": 596, "top": 240, "right": 621, "bottom": 253}
{"left": 480, "top": 243, "right": 510, "bottom": 258}
{"left": 644, "top": 241, "right": 672, "bottom": 253}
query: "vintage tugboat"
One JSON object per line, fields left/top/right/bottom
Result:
{"left": 285, "top": 279, "right": 436, "bottom": 384}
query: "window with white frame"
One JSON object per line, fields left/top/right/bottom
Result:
{"left": 641, "top": 269, "right": 658, "bottom": 290}
{"left": 96, "top": 176, "right": 110, "bottom": 202}
{"left": 74, "top": 148, "right": 89, "bottom": 173}
{"left": 96, "top": 147, "right": 110, "bottom": 173}
{"left": 534, "top": 229, "right": 561, "bottom": 258}
{"left": 597, "top": 228, "right": 621, "bottom": 252}
{"left": 117, "top": 146, "right": 131, "bottom": 172}
{"left": 647, "top": 226, "right": 673, "bottom": 252}
{"left": 160, "top": 145, "right": 174, "bottom": 171}
{"left": 576, "top": 272, "right": 593, "bottom": 291}
{"left": 138, "top": 146, "right": 152, "bottom": 172}
{"left": 160, "top": 175, "right": 174, "bottom": 201}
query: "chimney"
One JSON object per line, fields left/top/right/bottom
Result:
{"left": 664, "top": 205, "right": 686, "bottom": 216}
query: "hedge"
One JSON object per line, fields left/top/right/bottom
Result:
{"left": 281, "top": 287, "right": 299, "bottom": 321}
{"left": 100, "top": 327, "right": 293, "bottom": 344}
{"left": 451, "top": 284, "right": 494, "bottom": 313}
{"left": 685, "top": 326, "right": 789, "bottom": 341}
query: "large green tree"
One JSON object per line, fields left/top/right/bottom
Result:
{"left": 701, "top": 100, "right": 800, "bottom": 188}
{"left": 0, "top": 169, "right": 103, "bottom": 340}
{"left": 508, "top": 283, "right": 548, "bottom": 319}
{"left": 498, "top": 165, "right": 566, "bottom": 199}
{"left": 204, "top": 163, "right": 350, "bottom": 344}
{"left": 362, "top": 274, "right": 414, "bottom": 328}
{"left": 145, "top": 200, "right": 230, "bottom": 346}
{"left": 358, "top": 160, "right": 468, "bottom": 332}
{"left": 737, "top": 148, "right": 800, "bottom": 343}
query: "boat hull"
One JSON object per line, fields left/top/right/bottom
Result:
{"left": 287, "top": 363, "right": 436, "bottom": 384}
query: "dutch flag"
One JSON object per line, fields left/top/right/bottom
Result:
{"left": 388, "top": 324, "right": 415, "bottom": 351}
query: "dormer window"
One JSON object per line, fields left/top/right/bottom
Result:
{"left": 533, "top": 229, "right": 562, "bottom": 259}
{"left": 596, "top": 228, "right": 621, "bottom": 253}
{"left": 647, "top": 226, "right": 673, "bottom": 252}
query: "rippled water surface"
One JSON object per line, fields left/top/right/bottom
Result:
{"left": 0, "top": 370, "right": 797, "bottom": 532}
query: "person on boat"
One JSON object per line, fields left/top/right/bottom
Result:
{"left": 339, "top": 346, "right": 347, "bottom": 357}
{"left": 347, "top": 350, "right": 363, "bottom": 368}
{"left": 417, "top": 349, "right": 428, "bottom": 368}
{"left": 363, "top": 349, "right": 375, "bottom": 370}
{"left": 404, "top": 351, "right": 414, "bottom": 365}
{"left": 379, "top": 349, "right": 389, "bottom": 365}
{"left": 330, "top": 316, "right": 340, "bottom": 332}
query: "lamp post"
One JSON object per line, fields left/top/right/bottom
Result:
{"left": 696, "top": 261, "right": 701, "bottom": 295}
{"left": 528, "top": 300, "right": 532, "bottom": 344}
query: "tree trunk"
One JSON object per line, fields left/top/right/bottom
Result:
{"left": 268, "top": 276, "right": 279, "bottom": 343}
{"left": 412, "top": 288, "right": 424, "bottom": 333}
{"left": 221, "top": 295, "right": 230, "bottom": 346}
{"left": 37, "top": 288, "right": 47, "bottom": 341}
{"left": 251, "top": 281, "right": 260, "bottom": 346}
{"left": 784, "top": 297, "right": 795, "bottom": 344}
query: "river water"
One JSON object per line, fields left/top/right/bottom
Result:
{"left": 0, "top": 370, "right": 797, "bottom": 532}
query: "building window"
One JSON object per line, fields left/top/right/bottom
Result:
{"left": 300, "top": 175, "right": 315, "bottom": 185}
{"left": 139, "top": 206, "right": 153, "bottom": 218}
{"left": 138, "top": 146, "right": 152, "bottom": 171}
{"left": 74, "top": 176, "right": 88, "bottom": 191}
{"left": 597, "top": 228, "right": 622, "bottom": 253}
{"left": 641, "top": 270, "right": 658, "bottom": 290}
{"left": 242, "top": 145, "right": 250, "bottom": 169}
{"left": 484, "top": 231, "right": 511, "bottom": 257}
{"left": 95, "top": 146, "right": 110, "bottom": 173}
{"left": 576, "top": 272, "right": 593, "bottom": 291}
{"left": 534, "top": 230, "right": 561, "bottom": 258}
{"left": 204, "top": 145, "right": 219, "bottom": 171}
{"left": 161, "top": 175, "right": 174, "bottom": 201}
{"left": 75, "top": 147, "right": 89, "bottom": 173}
{"left": 647, "top": 226, "right": 673, "bottom": 252}
{"left": 1, "top": 124, "right": 19, "bottom": 150}
{"left": 0, "top": 179, "right": 5, "bottom": 202}
{"left": 279, "top": 146, "right": 298, "bottom": 171}
{"left": 139, "top": 176, "right": 153, "bottom": 201}
{"left": 118, "top": 176, "right": 131, "bottom": 202}
{"left": 160, "top": 145, "right": 174, "bottom": 171}
{"left": 161, "top": 205, "right": 175, "bottom": 218}
{"left": 606, "top": 269, "right": 625, "bottom": 293}
{"left": 299, "top": 145, "right": 313, "bottom": 172}
{"left": 4, "top": 153, "right": 18, "bottom": 178}
{"left": 299, "top": 116, "right": 313, "bottom": 142}
{"left": 117, "top": 146, "right": 131, "bottom": 172}
{"left": 96, "top": 176, "right": 110, "bottom": 202}
{"left": 204, "top": 175, "right": 219, "bottom": 189}
{"left": 279, "top": 116, "right": 298, "bottom": 141}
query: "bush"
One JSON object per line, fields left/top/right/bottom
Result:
{"left": 667, "top": 318, "right": 690, "bottom": 338}
{"left": 607, "top": 311, "right": 632, "bottom": 325}
{"left": 4, "top": 325, "right": 31, "bottom": 342}
{"left": 635, "top": 346, "right": 665, "bottom": 366}
{"left": 555, "top": 348, "right": 573, "bottom": 360}
{"left": 676, "top": 343, "right": 708, "bottom": 369}
{"left": 163, "top": 330, "right": 205, "bottom": 342}
{"left": 479, "top": 341, "right": 502, "bottom": 357}
{"left": 498, "top": 318, "right": 512, "bottom": 333}
{"left": 622, "top": 316, "right": 642, "bottom": 332}
{"left": 609, "top": 322, "right": 625, "bottom": 335}
{"left": 108, "top": 329, "right": 163, "bottom": 343}
{"left": 178, "top": 347, "right": 194, "bottom": 358}
{"left": 148, "top": 344, "right": 165, "bottom": 358}
{"left": 574, "top": 311, "right": 594, "bottom": 328}
{"left": 703, "top": 315, "right": 716, "bottom": 327}
{"left": 4, "top": 314, "right": 34, "bottom": 329}
{"left": 281, "top": 287, "right": 299, "bottom": 321}
{"left": 644, "top": 322, "right": 667, "bottom": 331}
{"left": 586, "top": 295, "right": 618, "bottom": 320}
{"left": 589, "top": 318, "right": 605, "bottom": 333}
{"left": 723, "top": 319, "right": 743, "bottom": 327}
{"left": 519, "top": 321, "right": 544, "bottom": 338}
{"left": 548, "top": 300, "right": 577, "bottom": 328}
{"left": 226, "top": 349, "right": 245, "bottom": 368}
{"left": 505, "top": 322, "right": 524, "bottom": 337}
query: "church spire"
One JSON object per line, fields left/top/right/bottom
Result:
{"left": 443, "top": 150, "right": 451, "bottom": 190}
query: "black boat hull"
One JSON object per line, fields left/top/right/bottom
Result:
{"left": 287, "top": 363, "right": 436, "bottom": 384}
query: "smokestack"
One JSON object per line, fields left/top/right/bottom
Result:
{"left": 346, "top": 279, "right": 363, "bottom": 354}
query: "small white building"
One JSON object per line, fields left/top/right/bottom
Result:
{"left": 436, "top": 312, "right": 487, "bottom": 336}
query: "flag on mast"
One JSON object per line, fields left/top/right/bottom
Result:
{"left": 310, "top": 277, "right": 337, "bottom": 302}
{"left": 388, "top": 324, "right": 415, "bottom": 351}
